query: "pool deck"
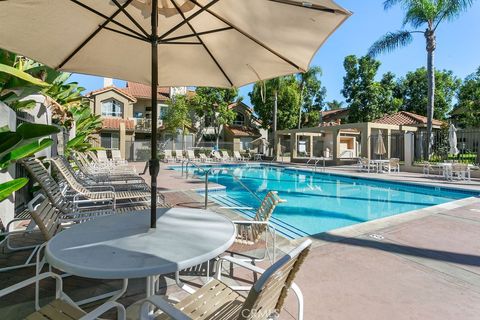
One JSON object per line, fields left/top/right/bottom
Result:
{"left": 1, "top": 161, "right": 480, "bottom": 319}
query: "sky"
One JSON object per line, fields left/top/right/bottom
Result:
{"left": 69, "top": 0, "right": 480, "bottom": 107}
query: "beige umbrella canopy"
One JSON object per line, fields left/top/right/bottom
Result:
{"left": 0, "top": 0, "right": 351, "bottom": 227}
{"left": 375, "top": 130, "right": 387, "bottom": 159}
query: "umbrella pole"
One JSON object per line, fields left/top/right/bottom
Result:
{"left": 149, "top": 0, "right": 159, "bottom": 228}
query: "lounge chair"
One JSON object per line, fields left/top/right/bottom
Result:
{"left": 50, "top": 157, "right": 153, "bottom": 210}
{"left": 96, "top": 149, "right": 113, "bottom": 164}
{"left": 231, "top": 191, "right": 286, "bottom": 263}
{"left": 175, "top": 150, "right": 185, "bottom": 162}
{"left": 212, "top": 151, "right": 224, "bottom": 162}
{"left": 186, "top": 149, "right": 199, "bottom": 162}
{"left": 0, "top": 272, "right": 125, "bottom": 320}
{"left": 111, "top": 149, "right": 128, "bottom": 165}
{"left": 221, "top": 150, "right": 232, "bottom": 162}
{"left": 21, "top": 158, "right": 118, "bottom": 217}
{"left": 234, "top": 150, "right": 246, "bottom": 162}
{"left": 198, "top": 153, "right": 211, "bottom": 163}
{"left": 142, "top": 240, "right": 311, "bottom": 320}
{"left": 163, "top": 150, "right": 175, "bottom": 163}
{"left": 383, "top": 158, "right": 400, "bottom": 173}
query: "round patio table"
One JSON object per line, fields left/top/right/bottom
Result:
{"left": 46, "top": 208, "right": 236, "bottom": 281}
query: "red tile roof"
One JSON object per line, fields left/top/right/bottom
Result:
{"left": 373, "top": 111, "right": 444, "bottom": 127}
{"left": 123, "top": 82, "right": 170, "bottom": 100}
{"left": 102, "top": 118, "right": 135, "bottom": 131}
{"left": 321, "top": 108, "right": 349, "bottom": 123}
{"left": 86, "top": 86, "right": 137, "bottom": 102}
{"left": 224, "top": 125, "right": 260, "bottom": 137}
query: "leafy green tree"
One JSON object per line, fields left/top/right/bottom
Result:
{"left": 326, "top": 100, "right": 344, "bottom": 110}
{"left": 250, "top": 75, "right": 301, "bottom": 130}
{"left": 368, "top": 0, "right": 475, "bottom": 157}
{"left": 64, "top": 104, "right": 102, "bottom": 155}
{"left": 164, "top": 95, "right": 195, "bottom": 149}
{"left": 378, "top": 71, "right": 403, "bottom": 115}
{"left": 193, "top": 87, "right": 238, "bottom": 148}
{"left": 398, "top": 68, "right": 460, "bottom": 119}
{"left": 296, "top": 66, "right": 327, "bottom": 128}
{"left": 342, "top": 55, "right": 399, "bottom": 122}
{"left": 453, "top": 67, "right": 480, "bottom": 127}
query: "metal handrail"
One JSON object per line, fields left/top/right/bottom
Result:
{"left": 307, "top": 157, "right": 326, "bottom": 172}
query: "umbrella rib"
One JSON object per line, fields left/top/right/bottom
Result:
{"left": 104, "top": 26, "right": 150, "bottom": 42}
{"left": 162, "top": 26, "right": 233, "bottom": 42}
{"left": 169, "top": 0, "right": 234, "bottom": 87}
{"left": 69, "top": 0, "right": 148, "bottom": 41}
{"left": 59, "top": 0, "right": 136, "bottom": 69}
{"left": 110, "top": 0, "right": 150, "bottom": 38}
{"left": 188, "top": 0, "right": 304, "bottom": 72}
{"left": 158, "top": 0, "right": 220, "bottom": 41}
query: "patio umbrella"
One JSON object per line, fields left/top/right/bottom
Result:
{"left": 0, "top": 0, "right": 351, "bottom": 228}
{"left": 449, "top": 124, "right": 459, "bottom": 155}
{"left": 375, "top": 130, "right": 387, "bottom": 159}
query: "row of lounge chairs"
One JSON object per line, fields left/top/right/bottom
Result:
{"left": 164, "top": 149, "right": 249, "bottom": 163}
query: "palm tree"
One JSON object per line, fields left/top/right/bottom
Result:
{"left": 368, "top": 0, "right": 474, "bottom": 159}
{"left": 327, "top": 100, "right": 344, "bottom": 110}
{"left": 297, "top": 66, "right": 322, "bottom": 129}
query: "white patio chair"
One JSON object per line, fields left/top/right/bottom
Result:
{"left": 111, "top": 149, "right": 128, "bottom": 165}
{"left": 221, "top": 150, "right": 233, "bottom": 162}
{"left": 383, "top": 158, "right": 400, "bottom": 173}
{"left": 358, "top": 157, "right": 376, "bottom": 173}
{"left": 233, "top": 150, "right": 246, "bottom": 162}
{"left": 175, "top": 150, "right": 185, "bottom": 162}
{"left": 198, "top": 153, "right": 211, "bottom": 163}
{"left": 212, "top": 151, "right": 224, "bottom": 162}
{"left": 0, "top": 272, "right": 126, "bottom": 320}
{"left": 451, "top": 163, "right": 470, "bottom": 181}
{"left": 96, "top": 150, "right": 112, "bottom": 163}
{"left": 231, "top": 191, "right": 286, "bottom": 264}
{"left": 186, "top": 149, "right": 199, "bottom": 162}
{"left": 163, "top": 150, "right": 175, "bottom": 163}
{"left": 142, "top": 240, "right": 311, "bottom": 320}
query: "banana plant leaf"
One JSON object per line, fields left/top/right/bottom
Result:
{"left": 0, "top": 178, "right": 28, "bottom": 202}
{"left": 0, "top": 138, "right": 53, "bottom": 169}
{"left": 0, "top": 63, "right": 48, "bottom": 88}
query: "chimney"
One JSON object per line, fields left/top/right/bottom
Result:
{"left": 103, "top": 77, "right": 113, "bottom": 87}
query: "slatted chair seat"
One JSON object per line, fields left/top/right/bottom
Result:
{"left": 155, "top": 280, "right": 244, "bottom": 320}
{"left": 25, "top": 299, "right": 86, "bottom": 320}
{"left": 145, "top": 240, "right": 312, "bottom": 320}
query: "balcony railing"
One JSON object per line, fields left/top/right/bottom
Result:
{"left": 134, "top": 118, "right": 163, "bottom": 132}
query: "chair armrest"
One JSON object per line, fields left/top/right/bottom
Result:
{"left": 216, "top": 255, "right": 266, "bottom": 277}
{"left": 79, "top": 301, "right": 126, "bottom": 320}
{"left": 232, "top": 220, "right": 270, "bottom": 225}
{"left": 141, "top": 296, "right": 192, "bottom": 320}
{"left": 0, "top": 272, "right": 62, "bottom": 299}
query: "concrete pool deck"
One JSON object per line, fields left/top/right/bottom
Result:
{"left": 1, "top": 161, "right": 479, "bottom": 319}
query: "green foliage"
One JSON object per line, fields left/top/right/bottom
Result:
{"left": 398, "top": 67, "right": 461, "bottom": 119}
{"left": 164, "top": 95, "right": 194, "bottom": 135}
{"left": 297, "top": 66, "right": 327, "bottom": 127}
{"left": 250, "top": 75, "right": 301, "bottom": 130}
{"left": 453, "top": 67, "right": 480, "bottom": 127}
{"left": 0, "top": 178, "right": 29, "bottom": 202}
{"left": 326, "top": 100, "right": 344, "bottom": 110}
{"left": 193, "top": 87, "right": 238, "bottom": 145}
{"left": 0, "top": 123, "right": 60, "bottom": 202}
{"left": 341, "top": 55, "right": 400, "bottom": 123}
{"left": 64, "top": 104, "right": 102, "bottom": 155}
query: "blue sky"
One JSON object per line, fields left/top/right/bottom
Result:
{"left": 70, "top": 0, "right": 480, "bottom": 107}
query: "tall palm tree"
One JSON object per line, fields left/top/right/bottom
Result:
{"left": 297, "top": 66, "right": 322, "bottom": 129}
{"left": 368, "top": 0, "right": 474, "bottom": 158}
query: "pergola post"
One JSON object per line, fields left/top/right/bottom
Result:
{"left": 360, "top": 123, "right": 371, "bottom": 159}
{"left": 387, "top": 128, "right": 392, "bottom": 159}
{"left": 332, "top": 128, "right": 340, "bottom": 164}
{"left": 291, "top": 132, "right": 298, "bottom": 159}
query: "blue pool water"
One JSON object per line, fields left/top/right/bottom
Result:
{"left": 172, "top": 164, "right": 476, "bottom": 239}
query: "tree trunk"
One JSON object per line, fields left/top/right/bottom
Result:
{"left": 425, "top": 29, "right": 436, "bottom": 160}
{"left": 298, "top": 84, "right": 304, "bottom": 130}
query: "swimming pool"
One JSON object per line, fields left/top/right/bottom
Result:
{"left": 172, "top": 164, "right": 477, "bottom": 239}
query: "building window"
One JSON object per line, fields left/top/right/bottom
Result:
{"left": 233, "top": 113, "right": 245, "bottom": 126}
{"left": 240, "top": 137, "right": 252, "bottom": 150}
{"left": 101, "top": 99, "right": 123, "bottom": 117}
{"left": 159, "top": 104, "right": 169, "bottom": 120}
{"left": 133, "top": 111, "right": 143, "bottom": 118}
{"left": 100, "top": 132, "right": 119, "bottom": 149}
